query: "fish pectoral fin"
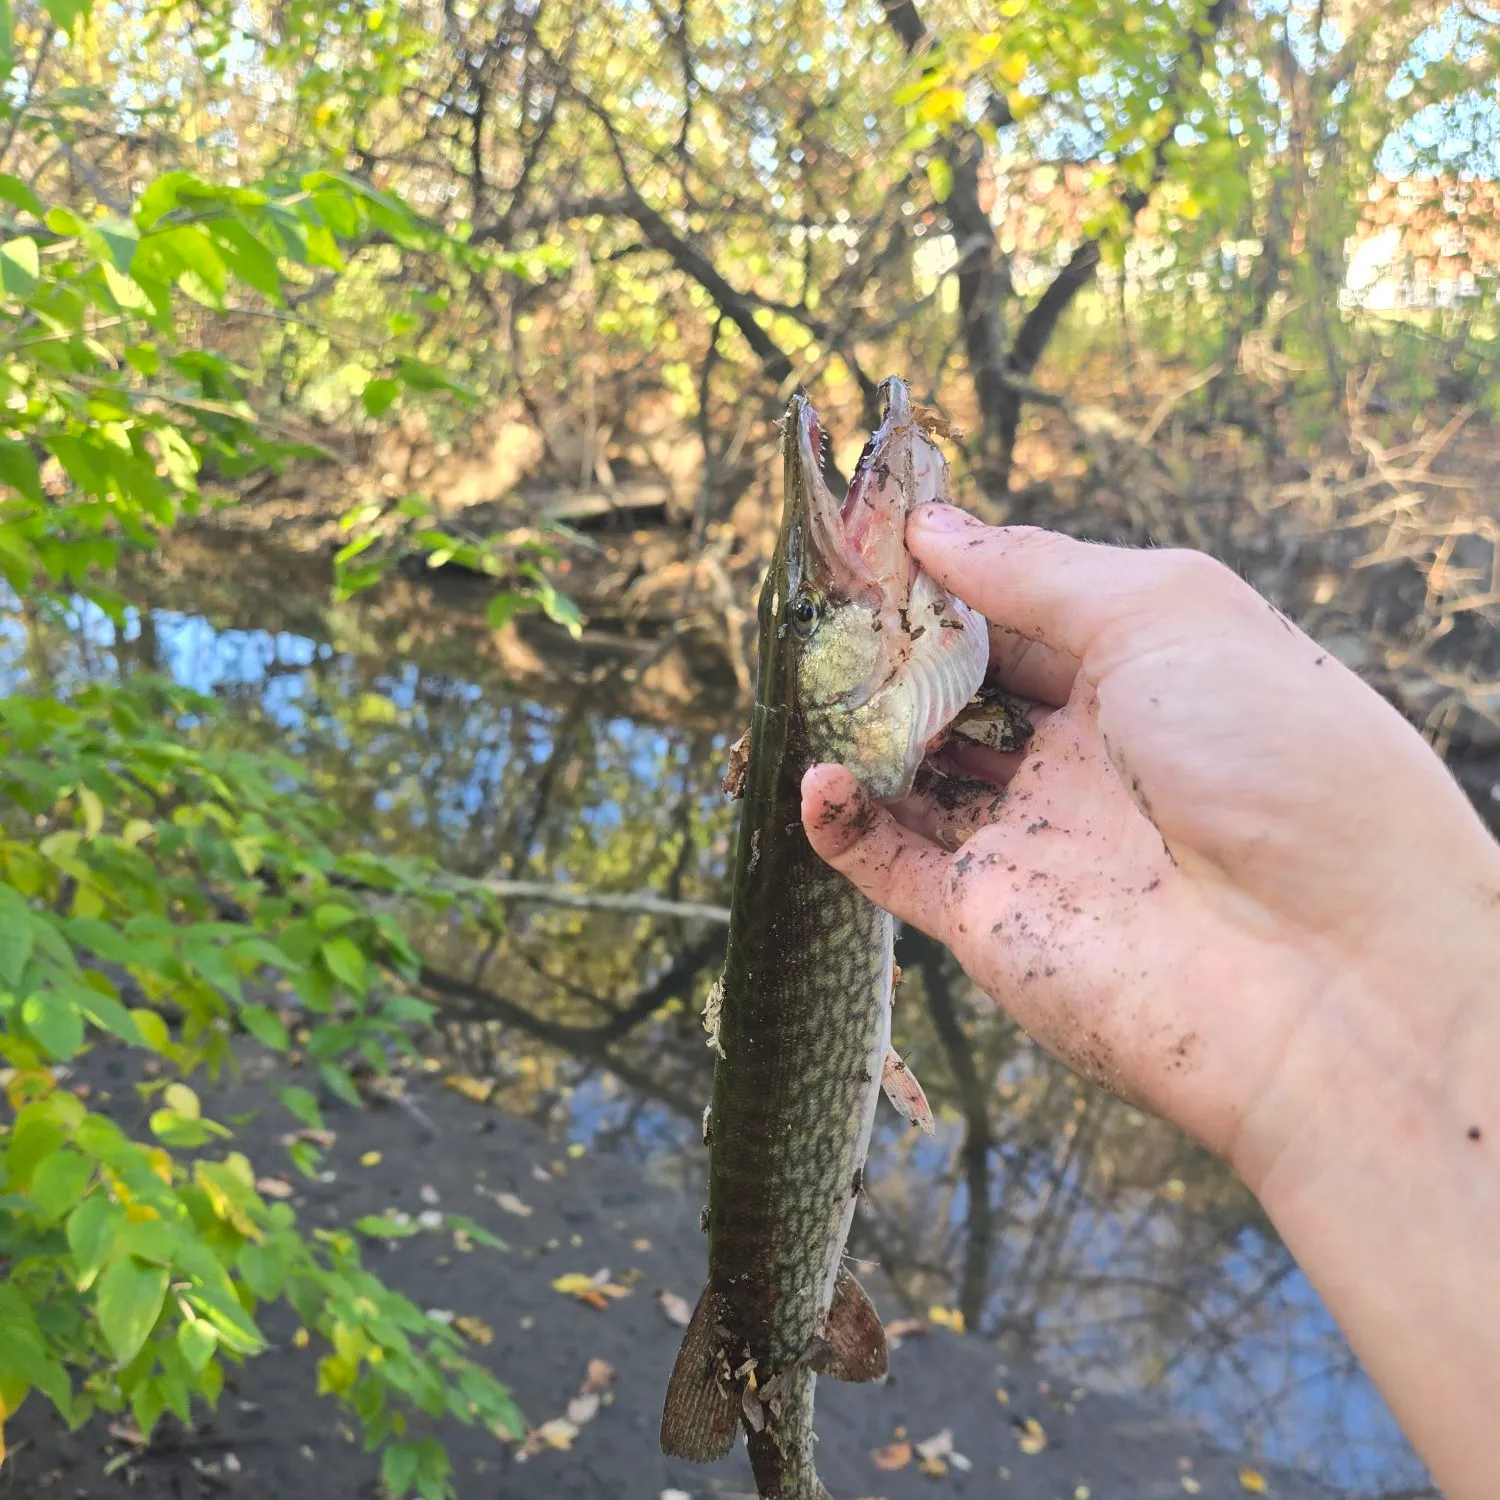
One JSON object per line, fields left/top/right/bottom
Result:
{"left": 660, "top": 1284, "right": 739, "bottom": 1462}
{"left": 816, "top": 1266, "right": 888, "bottom": 1382}
{"left": 881, "top": 1048, "right": 935, "bottom": 1135}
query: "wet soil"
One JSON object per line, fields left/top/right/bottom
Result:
{"left": 7, "top": 1049, "right": 1339, "bottom": 1500}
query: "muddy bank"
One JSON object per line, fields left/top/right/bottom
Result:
{"left": 9, "top": 1047, "right": 1341, "bottom": 1500}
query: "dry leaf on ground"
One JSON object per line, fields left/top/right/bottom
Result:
{"left": 552, "top": 1269, "right": 631, "bottom": 1309}
{"left": 1016, "top": 1417, "right": 1048, "bottom": 1455}
{"left": 255, "top": 1176, "right": 295, "bottom": 1199}
{"left": 872, "top": 1440, "right": 912, "bottom": 1471}
{"left": 658, "top": 1290, "right": 693, "bottom": 1326}
{"left": 444, "top": 1073, "right": 495, "bottom": 1103}
{"left": 454, "top": 1315, "right": 494, "bottom": 1346}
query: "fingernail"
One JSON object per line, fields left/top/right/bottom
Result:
{"left": 909, "top": 503, "right": 970, "bottom": 534}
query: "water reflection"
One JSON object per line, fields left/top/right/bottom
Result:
{"left": 1, "top": 556, "right": 1425, "bottom": 1495}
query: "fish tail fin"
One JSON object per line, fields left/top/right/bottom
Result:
{"left": 660, "top": 1283, "right": 739, "bottom": 1461}
{"left": 818, "top": 1265, "right": 888, "bottom": 1382}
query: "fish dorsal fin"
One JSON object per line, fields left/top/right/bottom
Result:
{"left": 660, "top": 1283, "right": 739, "bottom": 1461}
{"left": 817, "top": 1266, "right": 888, "bottom": 1382}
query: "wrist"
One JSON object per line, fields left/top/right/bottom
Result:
{"left": 1239, "top": 844, "right": 1500, "bottom": 1500}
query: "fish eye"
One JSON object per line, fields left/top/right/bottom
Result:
{"left": 789, "top": 590, "right": 822, "bottom": 637}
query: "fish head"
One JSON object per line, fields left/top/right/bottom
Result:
{"left": 765, "top": 379, "right": 989, "bottom": 801}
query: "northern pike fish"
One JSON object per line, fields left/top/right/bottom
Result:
{"left": 660, "top": 379, "right": 989, "bottom": 1499}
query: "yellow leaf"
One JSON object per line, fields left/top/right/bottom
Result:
{"left": 566, "top": 1143, "right": 585, "bottom": 1159}
{"left": 872, "top": 1440, "right": 911, "bottom": 1470}
{"left": 927, "top": 1304, "right": 965, "bottom": 1333}
{"left": 163, "top": 1082, "right": 200, "bottom": 1120}
{"left": 1182, "top": 1480, "right": 1202, "bottom": 1495}
{"left": 443, "top": 1073, "right": 494, "bottom": 1103}
{"left": 1017, "top": 1417, "right": 1047, "bottom": 1455}
{"left": 1161, "top": 1177, "right": 1187, "bottom": 1201}
{"left": 77, "top": 786, "right": 104, "bottom": 839}
{"left": 293, "top": 1328, "right": 310, "bottom": 1349}
{"left": 454, "top": 1315, "right": 493, "bottom": 1346}
{"left": 916, "top": 86, "right": 966, "bottom": 125}
{"left": 360, "top": 1151, "right": 382, "bottom": 1167}
{"left": 999, "top": 50, "right": 1028, "bottom": 85}
{"left": 1238, "top": 1468, "right": 1268, "bottom": 1494}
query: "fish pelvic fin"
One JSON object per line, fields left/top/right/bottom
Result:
{"left": 660, "top": 1283, "right": 739, "bottom": 1462}
{"left": 816, "top": 1265, "right": 888, "bottom": 1382}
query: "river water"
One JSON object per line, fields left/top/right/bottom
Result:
{"left": 2, "top": 538, "right": 1429, "bottom": 1496}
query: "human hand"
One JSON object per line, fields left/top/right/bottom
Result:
{"left": 801, "top": 504, "right": 1500, "bottom": 1497}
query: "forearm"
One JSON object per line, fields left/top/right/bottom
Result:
{"left": 1250, "top": 870, "right": 1500, "bottom": 1500}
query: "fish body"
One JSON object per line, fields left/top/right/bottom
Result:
{"left": 660, "top": 380, "right": 987, "bottom": 1498}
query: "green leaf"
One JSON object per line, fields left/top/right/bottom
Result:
{"left": 313, "top": 904, "right": 358, "bottom": 933}
{"left": 0, "top": 236, "right": 40, "bottom": 294}
{"left": 208, "top": 219, "right": 283, "bottom": 302}
{"left": 321, "top": 935, "right": 366, "bottom": 995}
{"left": 75, "top": 988, "right": 146, "bottom": 1046}
{"left": 28, "top": 1147, "right": 93, "bottom": 1223}
{"left": 0, "top": 440, "right": 43, "bottom": 504}
{"left": 176, "top": 1317, "right": 217, "bottom": 1374}
{"left": 0, "top": 173, "right": 43, "bottom": 218}
{"left": 67, "top": 1194, "right": 119, "bottom": 1289}
{"left": 362, "top": 377, "right": 400, "bottom": 417}
{"left": 355, "top": 1213, "right": 421, "bottom": 1239}
{"left": 927, "top": 155, "right": 954, "bottom": 203}
{"left": 0, "top": 0, "right": 13, "bottom": 84}
{"left": 393, "top": 356, "right": 477, "bottom": 401}
{"left": 95, "top": 1256, "right": 169, "bottom": 1365}
{"left": 0, "top": 883, "right": 35, "bottom": 984}
{"left": 22, "top": 990, "right": 84, "bottom": 1060}
{"left": 238, "top": 1003, "right": 289, "bottom": 1050}
{"left": 278, "top": 1085, "right": 323, "bottom": 1129}
{"left": 235, "top": 1238, "right": 287, "bottom": 1300}
{"left": 41, "top": 0, "right": 92, "bottom": 28}
{"left": 381, "top": 1442, "right": 422, "bottom": 1498}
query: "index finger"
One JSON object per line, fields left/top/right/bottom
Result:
{"left": 908, "top": 506, "right": 1266, "bottom": 671}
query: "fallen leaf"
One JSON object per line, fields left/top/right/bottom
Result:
{"left": 518, "top": 1417, "right": 579, "bottom": 1457}
{"left": 661, "top": 1492, "right": 692, "bottom": 1500}
{"left": 531, "top": 1164, "right": 552, "bottom": 1181}
{"left": 281, "top": 1128, "right": 336, "bottom": 1149}
{"left": 292, "top": 1328, "right": 310, "bottom": 1348}
{"left": 951, "top": 1453, "right": 972, "bottom": 1472}
{"left": 1016, "top": 1418, "right": 1047, "bottom": 1455}
{"left": 918, "top": 1458, "right": 948, "bottom": 1478}
{"left": 256, "top": 1176, "right": 295, "bottom": 1199}
{"left": 872, "top": 1441, "right": 912, "bottom": 1470}
{"left": 885, "top": 1317, "right": 926, "bottom": 1344}
{"left": 452, "top": 1228, "right": 474, "bottom": 1253}
{"left": 477, "top": 1186, "right": 533, "bottom": 1217}
{"left": 928, "top": 1304, "right": 965, "bottom": 1333}
{"left": 455, "top": 1316, "right": 493, "bottom": 1346}
{"left": 360, "top": 1151, "right": 382, "bottom": 1167}
{"left": 552, "top": 1270, "right": 631, "bottom": 1309}
{"left": 566, "top": 1392, "right": 601, "bottom": 1425}
{"left": 995, "top": 1386, "right": 1010, "bottom": 1405}
{"left": 1238, "top": 1468, "right": 1268, "bottom": 1494}
{"left": 1161, "top": 1177, "right": 1187, "bottom": 1201}
{"left": 659, "top": 1290, "right": 693, "bottom": 1327}
{"left": 1074, "top": 1486, "right": 1091, "bottom": 1499}
{"left": 632, "top": 1237, "right": 652, "bottom": 1251}
{"left": 566, "top": 1143, "right": 586, "bottom": 1158}
{"left": 419, "top": 1184, "right": 440, "bottom": 1205}
{"left": 582, "top": 1359, "right": 615, "bottom": 1393}
{"left": 914, "top": 1429, "right": 953, "bottom": 1462}
{"left": 108, "top": 1421, "right": 147, "bottom": 1448}
{"left": 1182, "top": 1480, "right": 1202, "bottom": 1495}
{"left": 444, "top": 1073, "right": 495, "bottom": 1103}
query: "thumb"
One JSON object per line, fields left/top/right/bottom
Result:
{"left": 801, "top": 764, "right": 954, "bottom": 941}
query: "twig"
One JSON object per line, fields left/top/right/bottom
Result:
{"left": 476, "top": 878, "right": 729, "bottom": 924}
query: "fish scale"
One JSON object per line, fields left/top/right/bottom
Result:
{"left": 660, "top": 379, "right": 988, "bottom": 1500}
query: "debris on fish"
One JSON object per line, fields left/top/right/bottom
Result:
{"left": 881, "top": 1049, "right": 935, "bottom": 1135}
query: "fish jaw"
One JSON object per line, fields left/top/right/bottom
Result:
{"left": 786, "top": 380, "right": 989, "bottom": 800}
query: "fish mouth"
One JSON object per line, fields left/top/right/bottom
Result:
{"left": 786, "top": 380, "right": 926, "bottom": 605}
